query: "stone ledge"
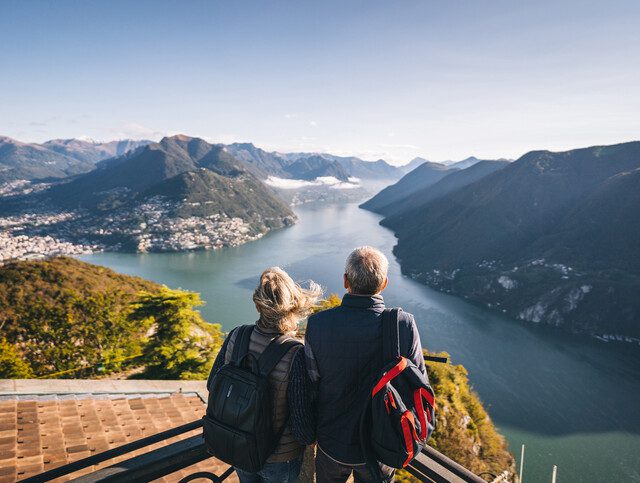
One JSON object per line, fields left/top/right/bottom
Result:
{"left": 0, "top": 379, "right": 208, "bottom": 403}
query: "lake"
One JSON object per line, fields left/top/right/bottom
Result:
{"left": 82, "top": 202, "right": 640, "bottom": 483}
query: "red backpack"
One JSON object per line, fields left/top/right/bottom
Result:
{"left": 360, "top": 309, "right": 436, "bottom": 479}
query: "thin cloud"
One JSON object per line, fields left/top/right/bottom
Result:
{"left": 265, "top": 175, "right": 360, "bottom": 190}
{"left": 379, "top": 143, "right": 421, "bottom": 150}
{"left": 108, "top": 123, "right": 166, "bottom": 140}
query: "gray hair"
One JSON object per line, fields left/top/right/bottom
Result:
{"left": 344, "top": 246, "right": 389, "bottom": 295}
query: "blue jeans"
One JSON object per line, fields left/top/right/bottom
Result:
{"left": 235, "top": 456, "right": 303, "bottom": 483}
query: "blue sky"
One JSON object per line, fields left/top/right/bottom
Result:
{"left": 1, "top": 0, "right": 638, "bottom": 164}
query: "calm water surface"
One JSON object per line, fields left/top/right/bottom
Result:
{"left": 82, "top": 203, "right": 640, "bottom": 482}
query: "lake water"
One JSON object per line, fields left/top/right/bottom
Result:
{"left": 82, "top": 202, "right": 640, "bottom": 483}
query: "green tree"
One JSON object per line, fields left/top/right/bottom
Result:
{"left": 18, "top": 290, "right": 145, "bottom": 376}
{"left": 130, "top": 287, "right": 224, "bottom": 379}
{"left": 0, "top": 338, "right": 33, "bottom": 378}
{"left": 311, "top": 293, "right": 342, "bottom": 313}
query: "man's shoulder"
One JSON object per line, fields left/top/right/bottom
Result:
{"left": 394, "top": 307, "right": 415, "bottom": 324}
{"left": 394, "top": 308, "right": 417, "bottom": 334}
{"left": 306, "top": 305, "right": 346, "bottom": 342}
{"left": 308, "top": 305, "right": 343, "bottom": 325}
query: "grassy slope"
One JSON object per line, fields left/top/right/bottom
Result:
{"left": 423, "top": 351, "right": 515, "bottom": 478}
{"left": 0, "top": 257, "right": 161, "bottom": 377}
{"left": 0, "top": 256, "right": 159, "bottom": 326}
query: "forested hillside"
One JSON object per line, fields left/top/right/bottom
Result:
{"left": 0, "top": 257, "right": 223, "bottom": 379}
{"left": 372, "top": 141, "right": 640, "bottom": 339}
{"left": 376, "top": 160, "right": 509, "bottom": 217}
{"left": 360, "top": 161, "right": 451, "bottom": 215}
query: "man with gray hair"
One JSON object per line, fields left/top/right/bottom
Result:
{"left": 305, "top": 246, "right": 426, "bottom": 482}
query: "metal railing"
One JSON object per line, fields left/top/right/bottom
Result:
{"left": 22, "top": 418, "right": 489, "bottom": 483}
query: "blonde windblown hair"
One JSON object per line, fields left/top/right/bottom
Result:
{"left": 253, "top": 267, "right": 322, "bottom": 333}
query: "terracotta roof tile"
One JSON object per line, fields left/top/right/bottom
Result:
{"left": 0, "top": 392, "right": 237, "bottom": 482}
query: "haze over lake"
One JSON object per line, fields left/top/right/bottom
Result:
{"left": 83, "top": 202, "right": 640, "bottom": 483}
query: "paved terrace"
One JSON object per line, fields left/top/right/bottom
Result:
{"left": 0, "top": 380, "right": 233, "bottom": 482}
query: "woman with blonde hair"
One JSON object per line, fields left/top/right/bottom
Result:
{"left": 207, "top": 267, "right": 322, "bottom": 483}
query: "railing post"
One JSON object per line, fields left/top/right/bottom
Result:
{"left": 519, "top": 444, "right": 525, "bottom": 482}
{"left": 551, "top": 465, "right": 557, "bottom": 483}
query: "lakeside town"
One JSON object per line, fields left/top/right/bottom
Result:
{"left": 0, "top": 186, "right": 265, "bottom": 264}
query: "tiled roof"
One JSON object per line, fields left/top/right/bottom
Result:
{"left": 0, "top": 380, "right": 237, "bottom": 482}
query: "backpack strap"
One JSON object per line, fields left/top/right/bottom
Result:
{"left": 230, "top": 325, "right": 254, "bottom": 365}
{"left": 257, "top": 335, "right": 303, "bottom": 377}
{"left": 382, "top": 308, "right": 400, "bottom": 362}
{"left": 257, "top": 335, "right": 302, "bottom": 446}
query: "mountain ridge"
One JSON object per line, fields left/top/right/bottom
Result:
{"left": 360, "top": 161, "right": 452, "bottom": 215}
{"left": 0, "top": 136, "right": 151, "bottom": 183}
{"left": 380, "top": 160, "right": 510, "bottom": 218}
{"left": 226, "top": 143, "right": 403, "bottom": 180}
{"left": 377, "top": 141, "right": 640, "bottom": 338}
{"left": 1, "top": 135, "right": 403, "bottom": 185}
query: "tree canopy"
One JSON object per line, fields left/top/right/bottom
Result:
{"left": 131, "top": 288, "right": 224, "bottom": 379}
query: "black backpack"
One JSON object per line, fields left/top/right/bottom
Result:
{"left": 360, "top": 309, "right": 436, "bottom": 479}
{"left": 203, "top": 325, "right": 302, "bottom": 473}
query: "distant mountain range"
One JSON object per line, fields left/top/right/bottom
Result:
{"left": 0, "top": 136, "right": 151, "bottom": 183}
{"left": 42, "top": 138, "right": 152, "bottom": 164}
{"left": 399, "top": 156, "right": 510, "bottom": 174}
{"left": 374, "top": 160, "right": 510, "bottom": 217}
{"left": 225, "top": 143, "right": 403, "bottom": 181}
{"left": 360, "top": 161, "right": 454, "bottom": 215}
{"left": 49, "top": 135, "right": 295, "bottom": 223}
{"left": 2, "top": 133, "right": 512, "bottom": 188}
{"left": 399, "top": 157, "right": 430, "bottom": 174}
{"left": 363, "top": 141, "right": 640, "bottom": 339}
{"left": 2, "top": 135, "right": 295, "bottom": 254}
{"left": 0, "top": 134, "right": 407, "bottom": 186}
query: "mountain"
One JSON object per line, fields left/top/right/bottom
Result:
{"left": 226, "top": 143, "right": 402, "bottom": 181}
{"left": 6, "top": 135, "right": 295, "bottom": 253}
{"left": 331, "top": 156, "right": 402, "bottom": 180}
{"left": 42, "top": 138, "right": 152, "bottom": 164}
{"left": 144, "top": 167, "right": 295, "bottom": 231}
{"left": 0, "top": 136, "right": 152, "bottom": 184}
{"left": 0, "top": 136, "right": 94, "bottom": 182}
{"left": 49, "top": 135, "right": 248, "bottom": 209}
{"left": 380, "top": 141, "right": 640, "bottom": 338}
{"left": 225, "top": 142, "right": 290, "bottom": 177}
{"left": 281, "top": 150, "right": 403, "bottom": 179}
{"left": 400, "top": 157, "right": 430, "bottom": 174}
{"left": 531, "top": 166, "right": 640, "bottom": 271}
{"left": 446, "top": 156, "right": 483, "bottom": 170}
{"left": 380, "top": 160, "right": 510, "bottom": 218}
{"left": 399, "top": 156, "right": 497, "bottom": 175}
{"left": 2, "top": 134, "right": 400, "bottom": 186}
{"left": 225, "top": 144, "right": 352, "bottom": 180}
{"left": 285, "top": 155, "right": 350, "bottom": 181}
{"left": 360, "top": 161, "right": 452, "bottom": 215}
